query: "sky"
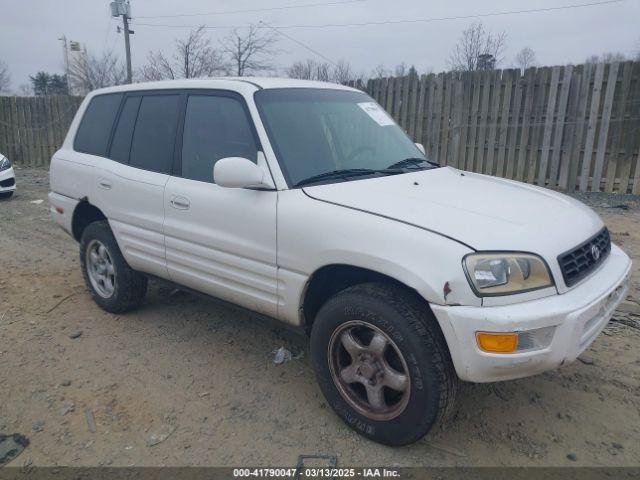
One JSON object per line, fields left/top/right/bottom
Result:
{"left": 1, "top": 0, "right": 639, "bottom": 91}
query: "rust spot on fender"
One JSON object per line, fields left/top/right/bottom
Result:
{"left": 443, "top": 281, "right": 452, "bottom": 302}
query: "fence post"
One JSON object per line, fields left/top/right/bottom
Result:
{"left": 579, "top": 62, "right": 606, "bottom": 191}
{"left": 548, "top": 65, "right": 573, "bottom": 187}
{"left": 496, "top": 69, "right": 515, "bottom": 178}
{"left": 591, "top": 62, "right": 619, "bottom": 192}
{"left": 606, "top": 61, "right": 633, "bottom": 193}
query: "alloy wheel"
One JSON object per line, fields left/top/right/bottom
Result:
{"left": 328, "top": 320, "right": 411, "bottom": 421}
{"left": 86, "top": 239, "right": 116, "bottom": 298}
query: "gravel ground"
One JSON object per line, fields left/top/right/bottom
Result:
{"left": 1, "top": 167, "right": 639, "bottom": 467}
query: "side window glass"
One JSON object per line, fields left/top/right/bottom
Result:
{"left": 109, "top": 96, "right": 141, "bottom": 163}
{"left": 129, "top": 95, "right": 180, "bottom": 173}
{"left": 74, "top": 93, "right": 123, "bottom": 156}
{"left": 181, "top": 95, "right": 258, "bottom": 183}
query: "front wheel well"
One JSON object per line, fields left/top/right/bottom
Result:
{"left": 72, "top": 200, "right": 107, "bottom": 241}
{"left": 301, "top": 264, "right": 428, "bottom": 335}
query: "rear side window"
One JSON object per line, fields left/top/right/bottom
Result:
{"left": 129, "top": 95, "right": 180, "bottom": 173}
{"left": 109, "top": 96, "right": 141, "bottom": 163}
{"left": 181, "top": 94, "right": 258, "bottom": 183}
{"left": 74, "top": 93, "right": 123, "bottom": 156}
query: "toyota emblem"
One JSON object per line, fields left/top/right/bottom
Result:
{"left": 591, "top": 244, "right": 601, "bottom": 261}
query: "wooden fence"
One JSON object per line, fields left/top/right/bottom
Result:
{"left": 1, "top": 61, "right": 640, "bottom": 193}
{"left": 0, "top": 96, "right": 82, "bottom": 167}
{"left": 354, "top": 61, "right": 640, "bottom": 194}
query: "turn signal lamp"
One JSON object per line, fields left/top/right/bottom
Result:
{"left": 476, "top": 332, "right": 518, "bottom": 353}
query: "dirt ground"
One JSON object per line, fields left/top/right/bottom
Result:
{"left": 1, "top": 167, "right": 639, "bottom": 468}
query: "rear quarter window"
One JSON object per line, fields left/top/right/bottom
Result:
{"left": 109, "top": 96, "right": 141, "bottom": 163}
{"left": 74, "top": 93, "right": 123, "bottom": 156}
{"left": 129, "top": 94, "right": 180, "bottom": 174}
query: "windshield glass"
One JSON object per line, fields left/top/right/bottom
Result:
{"left": 254, "top": 88, "right": 433, "bottom": 187}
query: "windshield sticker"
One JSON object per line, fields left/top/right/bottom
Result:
{"left": 357, "top": 102, "right": 395, "bottom": 126}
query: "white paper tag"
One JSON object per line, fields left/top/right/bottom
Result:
{"left": 357, "top": 102, "right": 395, "bottom": 126}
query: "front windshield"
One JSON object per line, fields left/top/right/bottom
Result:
{"left": 254, "top": 88, "right": 433, "bottom": 187}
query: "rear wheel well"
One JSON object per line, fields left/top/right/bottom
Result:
{"left": 302, "top": 265, "right": 427, "bottom": 335}
{"left": 72, "top": 201, "right": 107, "bottom": 241}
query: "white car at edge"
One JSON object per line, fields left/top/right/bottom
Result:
{"left": 48, "top": 78, "right": 631, "bottom": 446}
{"left": 0, "top": 153, "right": 16, "bottom": 199}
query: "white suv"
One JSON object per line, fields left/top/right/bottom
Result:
{"left": 49, "top": 78, "right": 631, "bottom": 445}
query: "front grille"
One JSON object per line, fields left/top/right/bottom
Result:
{"left": 558, "top": 227, "right": 611, "bottom": 287}
{"left": 0, "top": 177, "right": 15, "bottom": 188}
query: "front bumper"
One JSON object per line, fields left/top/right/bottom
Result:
{"left": 432, "top": 243, "right": 631, "bottom": 382}
{"left": 0, "top": 167, "right": 16, "bottom": 192}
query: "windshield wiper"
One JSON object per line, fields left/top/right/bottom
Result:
{"left": 387, "top": 157, "right": 440, "bottom": 170}
{"left": 294, "top": 168, "right": 403, "bottom": 187}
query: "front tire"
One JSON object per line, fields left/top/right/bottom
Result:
{"left": 310, "top": 282, "right": 458, "bottom": 446}
{"left": 0, "top": 191, "right": 14, "bottom": 199}
{"left": 80, "top": 220, "right": 147, "bottom": 313}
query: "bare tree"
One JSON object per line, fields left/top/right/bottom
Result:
{"left": 372, "top": 64, "right": 389, "bottom": 78}
{"left": 220, "top": 25, "right": 277, "bottom": 76}
{"left": 514, "top": 47, "right": 537, "bottom": 70}
{"left": 140, "top": 27, "right": 226, "bottom": 81}
{"left": 585, "top": 52, "right": 626, "bottom": 64}
{"left": 599, "top": 52, "right": 625, "bottom": 62}
{"left": 313, "top": 60, "right": 330, "bottom": 82}
{"left": 447, "top": 22, "right": 506, "bottom": 71}
{"left": 286, "top": 58, "right": 363, "bottom": 84}
{"left": 139, "top": 51, "right": 176, "bottom": 81}
{"left": 69, "top": 50, "right": 126, "bottom": 94}
{"left": 286, "top": 59, "right": 331, "bottom": 81}
{"left": 176, "top": 27, "right": 225, "bottom": 78}
{"left": 394, "top": 62, "right": 408, "bottom": 76}
{"left": 331, "top": 59, "right": 354, "bottom": 84}
{"left": 0, "top": 60, "right": 10, "bottom": 93}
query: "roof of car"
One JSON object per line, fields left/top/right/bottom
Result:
{"left": 90, "top": 77, "right": 361, "bottom": 96}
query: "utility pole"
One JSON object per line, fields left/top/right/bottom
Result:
{"left": 122, "top": 13, "right": 132, "bottom": 83}
{"left": 58, "top": 35, "right": 71, "bottom": 95}
{"left": 110, "top": 0, "right": 133, "bottom": 83}
{"left": 58, "top": 36, "right": 69, "bottom": 78}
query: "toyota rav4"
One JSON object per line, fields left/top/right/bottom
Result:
{"left": 49, "top": 78, "right": 631, "bottom": 445}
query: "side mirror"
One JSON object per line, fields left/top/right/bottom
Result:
{"left": 213, "top": 157, "right": 275, "bottom": 190}
{"left": 415, "top": 143, "right": 426, "bottom": 155}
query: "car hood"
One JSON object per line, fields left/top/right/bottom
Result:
{"left": 303, "top": 166, "right": 603, "bottom": 255}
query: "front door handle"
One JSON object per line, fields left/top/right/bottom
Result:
{"left": 98, "top": 179, "right": 112, "bottom": 190}
{"left": 170, "top": 196, "right": 190, "bottom": 210}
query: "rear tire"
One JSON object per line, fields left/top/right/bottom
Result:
{"left": 0, "top": 191, "right": 14, "bottom": 199}
{"left": 80, "top": 220, "right": 147, "bottom": 313}
{"left": 310, "top": 282, "right": 458, "bottom": 446}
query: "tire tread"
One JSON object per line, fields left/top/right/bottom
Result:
{"left": 80, "top": 220, "right": 147, "bottom": 313}
{"left": 313, "top": 282, "right": 458, "bottom": 445}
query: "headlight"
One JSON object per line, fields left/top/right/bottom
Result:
{"left": 463, "top": 253, "right": 553, "bottom": 296}
{"left": 0, "top": 156, "right": 10, "bottom": 172}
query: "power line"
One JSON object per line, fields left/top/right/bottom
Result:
{"left": 132, "top": 0, "right": 627, "bottom": 30}
{"left": 268, "top": 0, "right": 628, "bottom": 29}
{"left": 134, "top": 0, "right": 365, "bottom": 19}
{"left": 258, "top": 21, "right": 338, "bottom": 66}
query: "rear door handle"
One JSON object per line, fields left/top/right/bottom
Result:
{"left": 170, "top": 196, "right": 190, "bottom": 210}
{"left": 98, "top": 179, "right": 112, "bottom": 190}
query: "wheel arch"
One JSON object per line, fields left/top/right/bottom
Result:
{"left": 72, "top": 199, "right": 107, "bottom": 241}
{"left": 300, "top": 264, "right": 437, "bottom": 335}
